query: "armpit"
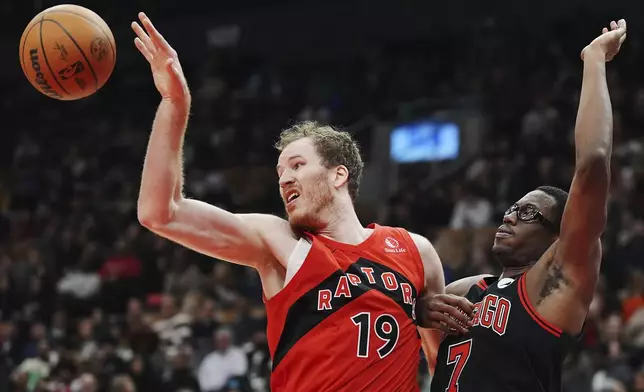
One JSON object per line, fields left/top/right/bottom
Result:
{"left": 537, "top": 262, "right": 571, "bottom": 305}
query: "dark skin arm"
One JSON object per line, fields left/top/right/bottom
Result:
{"left": 443, "top": 275, "right": 492, "bottom": 297}
{"left": 525, "top": 20, "right": 627, "bottom": 335}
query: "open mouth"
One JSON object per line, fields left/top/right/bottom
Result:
{"left": 285, "top": 190, "right": 300, "bottom": 205}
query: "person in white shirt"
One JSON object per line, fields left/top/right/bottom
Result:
{"left": 197, "top": 328, "right": 248, "bottom": 392}
{"left": 151, "top": 295, "right": 192, "bottom": 359}
{"left": 449, "top": 182, "right": 493, "bottom": 230}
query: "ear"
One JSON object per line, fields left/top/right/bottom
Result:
{"left": 332, "top": 165, "right": 349, "bottom": 190}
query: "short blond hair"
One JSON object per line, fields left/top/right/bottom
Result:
{"left": 275, "top": 121, "right": 364, "bottom": 200}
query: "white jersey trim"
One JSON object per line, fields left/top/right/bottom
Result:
{"left": 284, "top": 237, "right": 313, "bottom": 286}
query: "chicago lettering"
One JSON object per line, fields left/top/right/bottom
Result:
{"left": 471, "top": 294, "right": 511, "bottom": 336}
{"left": 317, "top": 269, "right": 416, "bottom": 315}
{"left": 30, "top": 48, "right": 63, "bottom": 99}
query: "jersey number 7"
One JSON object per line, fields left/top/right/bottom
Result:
{"left": 445, "top": 339, "right": 472, "bottom": 392}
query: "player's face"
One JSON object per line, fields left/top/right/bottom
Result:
{"left": 277, "top": 138, "right": 335, "bottom": 231}
{"left": 492, "top": 190, "right": 559, "bottom": 267}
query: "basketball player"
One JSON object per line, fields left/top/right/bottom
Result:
{"left": 425, "top": 19, "right": 627, "bottom": 392}
{"left": 130, "top": 12, "right": 473, "bottom": 392}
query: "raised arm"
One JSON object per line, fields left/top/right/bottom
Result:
{"left": 558, "top": 21, "right": 626, "bottom": 265}
{"left": 553, "top": 21, "right": 626, "bottom": 286}
{"left": 527, "top": 20, "right": 626, "bottom": 333}
{"left": 132, "top": 13, "right": 294, "bottom": 268}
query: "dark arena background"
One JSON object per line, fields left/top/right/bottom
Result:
{"left": 1, "top": 0, "right": 644, "bottom": 391}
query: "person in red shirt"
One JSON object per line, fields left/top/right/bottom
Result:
{"left": 131, "top": 12, "right": 472, "bottom": 392}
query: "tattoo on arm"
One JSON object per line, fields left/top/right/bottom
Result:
{"left": 537, "top": 263, "right": 571, "bottom": 305}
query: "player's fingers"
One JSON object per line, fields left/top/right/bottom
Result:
{"left": 134, "top": 37, "right": 153, "bottom": 63}
{"left": 440, "top": 295, "right": 475, "bottom": 317}
{"left": 432, "top": 302, "right": 472, "bottom": 327}
{"left": 131, "top": 22, "right": 155, "bottom": 54}
{"left": 617, "top": 20, "right": 627, "bottom": 42}
{"left": 443, "top": 318, "right": 469, "bottom": 335}
{"left": 455, "top": 297, "right": 475, "bottom": 317}
{"left": 429, "top": 311, "right": 469, "bottom": 335}
{"left": 602, "top": 27, "right": 609, "bottom": 34}
{"left": 139, "top": 12, "right": 177, "bottom": 57}
{"left": 618, "top": 19, "right": 627, "bottom": 31}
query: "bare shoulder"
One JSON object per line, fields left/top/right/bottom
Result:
{"left": 408, "top": 232, "right": 441, "bottom": 274}
{"left": 446, "top": 274, "right": 494, "bottom": 297}
{"left": 408, "top": 232, "right": 444, "bottom": 293}
{"left": 408, "top": 232, "right": 436, "bottom": 260}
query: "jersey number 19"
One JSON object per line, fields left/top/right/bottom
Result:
{"left": 351, "top": 312, "right": 400, "bottom": 358}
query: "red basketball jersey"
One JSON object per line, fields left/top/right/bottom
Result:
{"left": 265, "top": 224, "right": 425, "bottom": 392}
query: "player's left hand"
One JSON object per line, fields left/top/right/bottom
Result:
{"left": 417, "top": 293, "right": 474, "bottom": 335}
{"left": 131, "top": 12, "right": 190, "bottom": 103}
{"left": 581, "top": 19, "right": 627, "bottom": 62}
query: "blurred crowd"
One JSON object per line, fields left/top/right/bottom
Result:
{"left": 1, "top": 6, "right": 644, "bottom": 392}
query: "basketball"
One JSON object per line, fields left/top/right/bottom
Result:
{"left": 19, "top": 4, "right": 116, "bottom": 100}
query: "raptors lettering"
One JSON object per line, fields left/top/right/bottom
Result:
{"left": 317, "top": 268, "right": 416, "bottom": 317}
{"left": 471, "top": 294, "right": 511, "bottom": 336}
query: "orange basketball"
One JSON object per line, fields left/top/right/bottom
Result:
{"left": 19, "top": 4, "right": 116, "bottom": 100}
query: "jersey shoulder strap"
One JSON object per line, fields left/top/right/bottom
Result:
{"left": 389, "top": 226, "right": 426, "bottom": 292}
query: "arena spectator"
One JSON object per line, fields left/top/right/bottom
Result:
{"left": 197, "top": 328, "right": 248, "bottom": 392}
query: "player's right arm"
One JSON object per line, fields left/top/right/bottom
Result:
{"left": 132, "top": 13, "right": 292, "bottom": 268}
{"left": 444, "top": 274, "right": 492, "bottom": 297}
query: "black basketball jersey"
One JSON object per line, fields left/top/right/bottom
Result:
{"left": 430, "top": 274, "right": 577, "bottom": 392}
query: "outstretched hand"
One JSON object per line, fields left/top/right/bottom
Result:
{"left": 581, "top": 19, "right": 627, "bottom": 62}
{"left": 131, "top": 12, "right": 190, "bottom": 103}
